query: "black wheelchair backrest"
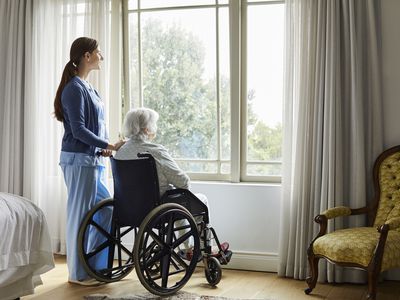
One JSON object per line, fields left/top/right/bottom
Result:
{"left": 110, "top": 153, "right": 160, "bottom": 227}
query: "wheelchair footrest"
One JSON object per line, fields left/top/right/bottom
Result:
{"left": 218, "top": 250, "right": 233, "bottom": 265}
{"left": 210, "top": 242, "right": 232, "bottom": 265}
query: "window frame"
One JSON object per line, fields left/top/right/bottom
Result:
{"left": 240, "top": 0, "right": 284, "bottom": 183}
{"left": 120, "top": 0, "right": 284, "bottom": 183}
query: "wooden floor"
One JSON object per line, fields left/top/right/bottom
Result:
{"left": 23, "top": 255, "right": 400, "bottom": 300}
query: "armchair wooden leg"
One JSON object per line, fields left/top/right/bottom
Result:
{"left": 366, "top": 269, "right": 377, "bottom": 300}
{"left": 305, "top": 248, "right": 319, "bottom": 295}
{"left": 365, "top": 224, "right": 388, "bottom": 300}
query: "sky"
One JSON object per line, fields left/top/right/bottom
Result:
{"left": 247, "top": 4, "right": 284, "bottom": 127}
{"left": 136, "top": 2, "right": 284, "bottom": 127}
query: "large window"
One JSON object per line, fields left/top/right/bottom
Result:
{"left": 123, "top": 0, "right": 284, "bottom": 182}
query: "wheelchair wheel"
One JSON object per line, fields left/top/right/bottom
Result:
{"left": 134, "top": 203, "right": 200, "bottom": 296}
{"left": 78, "top": 198, "right": 135, "bottom": 282}
{"left": 205, "top": 256, "right": 222, "bottom": 286}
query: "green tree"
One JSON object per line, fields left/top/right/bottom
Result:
{"left": 246, "top": 89, "right": 282, "bottom": 175}
{"left": 141, "top": 19, "right": 216, "bottom": 160}
{"left": 134, "top": 19, "right": 282, "bottom": 175}
{"left": 248, "top": 122, "right": 282, "bottom": 161}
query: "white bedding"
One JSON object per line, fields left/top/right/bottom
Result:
{"left": 0, "top": 192, "right": 54, "bottom": 300}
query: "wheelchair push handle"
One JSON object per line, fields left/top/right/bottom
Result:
{"left": 137, "top": 152, "right": 153, "bottom": 159}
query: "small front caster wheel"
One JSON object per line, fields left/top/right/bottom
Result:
{"left": 205, "top": 257, "right": 222, "bottom": 286}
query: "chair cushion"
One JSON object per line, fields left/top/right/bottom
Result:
{"left": 313, "top": 227, "right": 400, "bottom": 271}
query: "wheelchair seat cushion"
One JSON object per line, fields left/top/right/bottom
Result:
{"left": 313, "top": 227, "right": 400, "bottom": 271}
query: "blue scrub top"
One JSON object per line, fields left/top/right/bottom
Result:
{"left": 60, "top": 76, "right": 108, "bottom": 156}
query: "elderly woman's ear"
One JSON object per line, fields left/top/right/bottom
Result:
{"left": 144, "top": 127, "right": 156, "bottom": 140}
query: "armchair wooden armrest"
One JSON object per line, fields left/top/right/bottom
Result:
{"left": 383, "top": 217, "right": 400, "bottom": 231}
{"left": 314, "top": 206, "right": 370, "bottom": 238}
{"left": 320, "top": 206, "right": 351, "bottom": 219}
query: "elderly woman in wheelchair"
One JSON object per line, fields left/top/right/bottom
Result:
{"left": 77, "top": 107, "right": 232, "bottom": 296}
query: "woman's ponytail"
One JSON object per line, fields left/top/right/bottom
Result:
{"left": 54, "top": 61, "right": 77, "bottom": 122}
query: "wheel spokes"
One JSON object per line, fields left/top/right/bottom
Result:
{"left": 135, "top": 205, "right": 201, "bottom": 295}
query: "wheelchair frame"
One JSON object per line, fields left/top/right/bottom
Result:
{"left": 77, "top": 153, "right": 232, "bottom": 296}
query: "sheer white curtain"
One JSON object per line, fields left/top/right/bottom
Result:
{"left": 23, "top": 0, "right": 115, "bottom": 253}
{"left": 278, "top": 0, "right": 383, "bottom": 282}
{"left": 0, "top": 0, "right": 31, "bottom": 194}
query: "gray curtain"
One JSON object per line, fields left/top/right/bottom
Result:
{"left": 0, "top": 0, "right": 32, "bottom": 194}
{"left": 278, "top": 0, "right": 383, "bottom": 283}
{"left": 0, "top": 0, "right": 117, "bottom": 253}
{"left": 23, "top": 0, "right": 116, "bottom": 253}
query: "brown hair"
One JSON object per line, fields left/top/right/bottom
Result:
{"left": 54, "top": 37, "right": 99, "bottom": 122}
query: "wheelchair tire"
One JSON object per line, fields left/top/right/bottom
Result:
{"left": 205, "top": 256, "right": 222, "bottom": 286}
{"left": 134, "top": 203, "right": 200, "bottom": 296}
{"left": 78, "top": 198, "right": 135, "bottom": 282}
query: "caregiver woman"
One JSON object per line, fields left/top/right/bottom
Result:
{"left": 53, "top": 37, "right": 124, "bottom": 286}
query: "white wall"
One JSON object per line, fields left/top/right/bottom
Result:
{"left": 191, "top": 182, "right": 281, "bottom": 271}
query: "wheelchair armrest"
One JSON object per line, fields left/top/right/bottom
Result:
{"left": 161, "top": 188, "right": 195, "bottom": 203}
{"left": 161, "top": 189, "right": 210, "bottom": 223}
{"left": 164, "top": 188, "right": 188, "bottom": 194}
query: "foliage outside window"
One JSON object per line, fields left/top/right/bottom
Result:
{"left": 124, "top": 0, "right": 284, "bottom": 182}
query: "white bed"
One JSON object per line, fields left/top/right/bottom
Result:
{"left": 0, "top": 192, "right": 55, "bottom": 300}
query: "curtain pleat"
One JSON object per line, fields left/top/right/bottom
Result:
{"left": 0, "top": 0, "right": 31, "bottom": 194}
{"left": 22, "top": 0, "right": 115, "bottom": 253}
{"left": 279, "top": 0, "right": 383, "bottom": 282}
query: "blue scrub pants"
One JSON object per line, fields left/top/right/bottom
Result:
{"left": 60, "top": 152, "right": 112, "bottom": 281}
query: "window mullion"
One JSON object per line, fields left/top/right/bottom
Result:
{"left": 122, "top": 0, "right": 131, "bottom": 116}
{"left": 216, "top": 4, "right": 221, "bottom": 175}
{"left": 240, "top": 0, "right": 247, "bottom": 181}
{"left": 137, "top": 0, "right": 143, "bottom": 107}
{"left": 109, "top": 0, "right": 123, "bottom": 142}
{"left": 229, "top": 0, "right": 241, "bottom": 182}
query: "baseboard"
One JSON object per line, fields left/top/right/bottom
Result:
{"left": 117, "top": 244, "right": 278, "bottom": 273}
{"left": 222, "top": 250, "right": 278, "bottom": 272}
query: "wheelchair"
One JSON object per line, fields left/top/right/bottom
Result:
{"left": 77, "top": 153, "right": 232, "bottom": 296}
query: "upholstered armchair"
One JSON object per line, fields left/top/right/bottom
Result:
{"left": 305, "top": 145, "right": 400, "bottom": 300}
